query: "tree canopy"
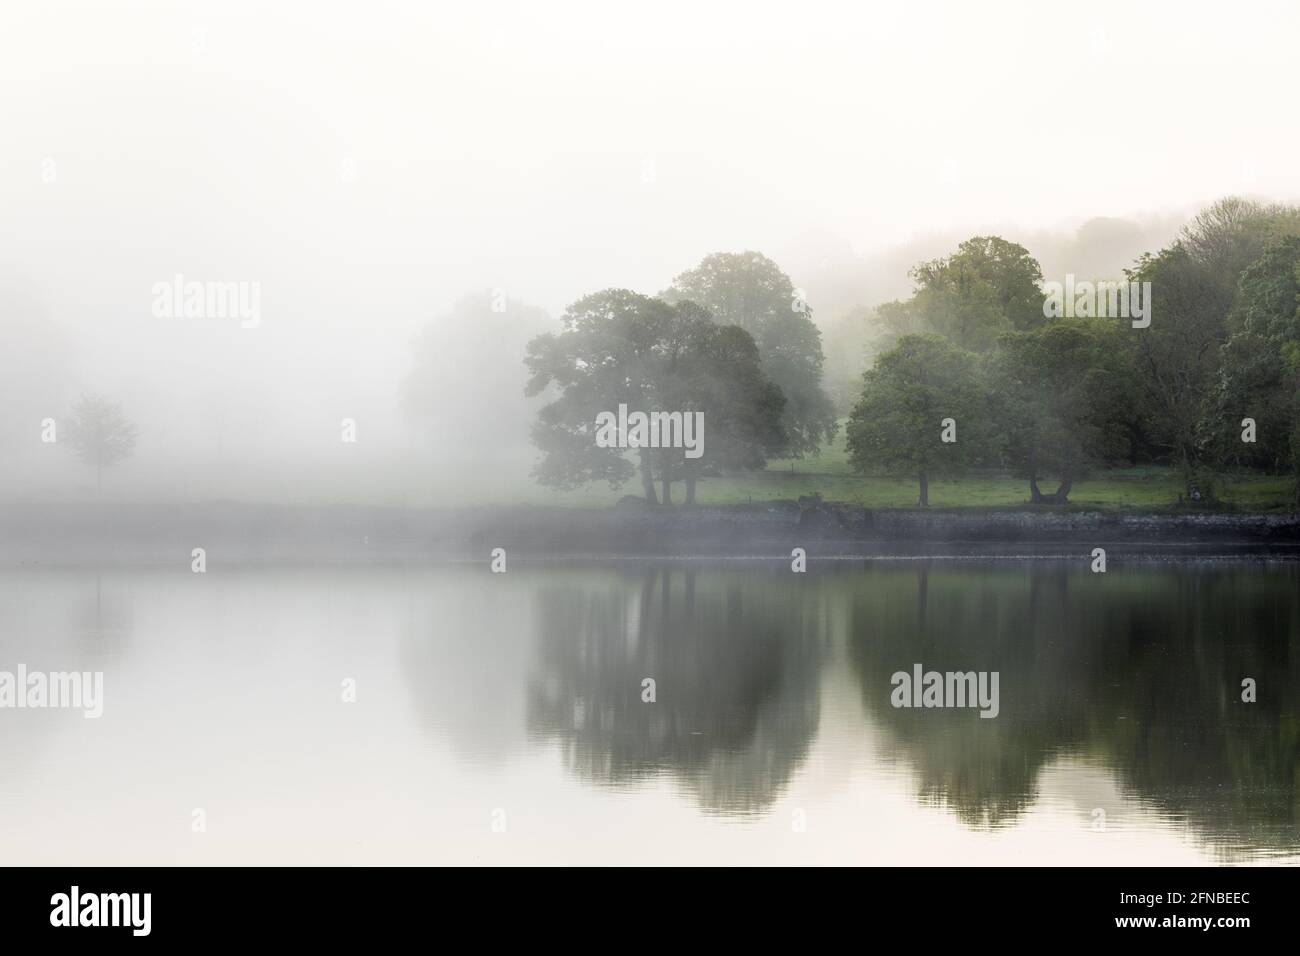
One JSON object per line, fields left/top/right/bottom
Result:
{"left": 898, "top": 236, "right": 1046, "bottom": 352}
{"left": 846, "top": 333, "right": 986, "bottom": 507}
{"left": 989, "top": 319, "right": 1135, "bottom": 503}
{"left": 512, "top": 198, "right": 1300, "bottom": 510}
{"left": 524, "top": 289, "right": 784, "bottom": 504}
{"left": 66, "top": 393, "right": 138, "bottom": 492}
{"left": 665, "top": 251, "right": 837, "bottom": 457}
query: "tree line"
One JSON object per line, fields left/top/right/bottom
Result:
{"left": 527, "top": 197, "right": 1300, "bottom": 508}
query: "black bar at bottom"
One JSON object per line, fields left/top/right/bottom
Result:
{"left": 0, "top": 866, "right": 1289, "bottom": 942}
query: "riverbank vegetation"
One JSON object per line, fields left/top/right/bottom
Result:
{"left": 521, "top": 197, "right": 1300, "bottom": 511}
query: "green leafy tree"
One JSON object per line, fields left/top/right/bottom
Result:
{"left": 1231, "top": 234, "right": 1300, "bottom": 342}
{"left": 846, "top": 334, "right": 986, "bottom": 507}
{"left": 1128, "top": 245, "right": 1228, "bottom": 498}
{"left": 524, "top": 291, "right": 784, "bottom": 505}
{"left": 1215, "top": 236, "right": 1300, "bottom": 498}
{"left": 905, "top": 236, "right": 1046, "bottom": 351}
{"left": 1128, "top": 199, "right": 1300, "bottom": 498}
{"left": 990, "top": 320, "right": 1135, "bottom": 504}
{"left": 823, "top": 302, "right": 929, "bottom": 414}
{"left": 1180, "top": 197, "right": 1300, "bottom": 298}
{"left": 662, "top": 316, "right": 787, "bottom": 504}
{"left": 66, "top": 393, "right": 138, "bottom": 492}
{"left": 665, "top": 251, "right": 836, "bottom": 457}
{"left": 525, "top": 289, "right": 672, "bottom": 501}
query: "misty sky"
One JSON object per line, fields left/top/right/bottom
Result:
{"left": 2, "top": 0, "right": 1297, "bottom": 502}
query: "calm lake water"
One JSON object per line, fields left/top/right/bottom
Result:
{"left": 1, "top": 559, "right": 1297, "bottom": 865}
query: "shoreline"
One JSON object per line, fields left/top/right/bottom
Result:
{"left": 3, "top": 500, "right": 1300, "bottom": 565}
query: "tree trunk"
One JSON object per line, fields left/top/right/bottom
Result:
{"left": 1178, "top": 446, "right": 1197, "bottom": 499}
{"left": 639, "top": 448, "right": 659, "bottom": 505}
{"left": 918, "top": 470, "right": 929, "bottom": 507}
{"left": 1032, "top": 476, "right": 1071, "bottom": 504}
{"left": 661, "top": 450, "right": 672, "bottom": 506}
{"left": 1029, "top": 446, "right": 1071, "bottom": 504}
{"left": 685, "top": 476, "right": 697, "bottom": 505}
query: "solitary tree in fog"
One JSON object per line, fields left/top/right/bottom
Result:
{"left": 65, "top": 393, "right": 138, "bottom": 492}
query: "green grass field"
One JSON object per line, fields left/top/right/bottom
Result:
{"left": 520, "top": 422, "right": 1296, "bottom": 512}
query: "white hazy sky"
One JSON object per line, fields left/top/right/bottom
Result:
{"left": 3, "top": 0, "right": 1297, "bottom": 313}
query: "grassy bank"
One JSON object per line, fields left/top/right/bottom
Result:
{"left": 531, "top": 425, "right": 1297, "bottom": 512}
{"left": 606, "top": 469, "right": 1296, "bottom": 513}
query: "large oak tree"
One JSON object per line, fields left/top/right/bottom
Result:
{"left": 524, "top": 290, "right": 784, "bottom": 504}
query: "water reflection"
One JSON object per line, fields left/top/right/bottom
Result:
{"left": 0, "top": 567, "right": 136, "bottom": 775}
{"left": 519, "top": 561, "right": 1300, "bottom": 858}
{"left": 3, "top": 560, "right": 1297, "bottom": 863}
{"left": 76, "top": 570, "right": 135, "bottom": 642}
{"left": 525, "top": 565, "right": 823, "bottom": 815}
{"left": 848, "top": 563, "right": 1300, "bottom": 857}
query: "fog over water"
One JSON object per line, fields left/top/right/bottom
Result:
{"left": 3, "top": 0, "right": 1298, "bottom": 505}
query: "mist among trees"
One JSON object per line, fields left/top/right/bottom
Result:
{"left": 509, "top": 197, "right": 1300, "bottom": 510}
